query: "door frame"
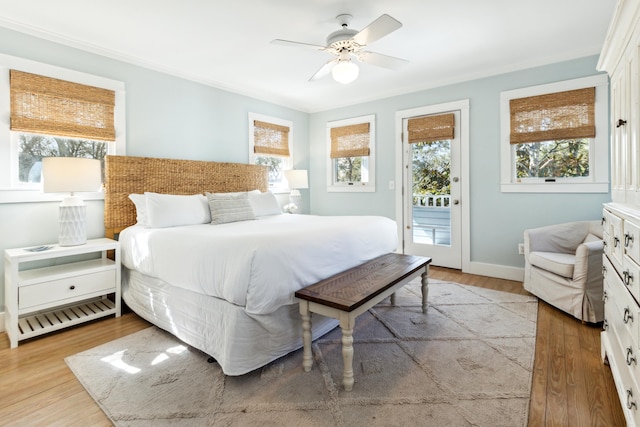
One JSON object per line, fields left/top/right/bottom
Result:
{"left": 394, "top": 99, "right": 470, "bottom": 272}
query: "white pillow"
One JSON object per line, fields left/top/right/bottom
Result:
{"left": 206, "top": 192, "right": 256, "bottom": 225}
{"left": 128, "top": 193, "right": 148, "bottom": 226}
{"left": 144, "top": 192, "right": 211, "bottom": 228}
{"left": 248, "top": 191, "right": 282, "bottom": 217}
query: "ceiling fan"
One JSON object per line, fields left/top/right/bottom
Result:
{"left": 271, "top": 13, "right": 409, "bottom": 84}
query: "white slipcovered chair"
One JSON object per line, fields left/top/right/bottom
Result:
{"left": 523, "top": 220, "right": 604, "bottom": 323}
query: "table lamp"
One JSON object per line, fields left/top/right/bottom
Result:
{"left": 284, "top": 169, "right": 308, "bottom": 211}
{"left": 42, "top": 157, "right": 102, "bottom": 246}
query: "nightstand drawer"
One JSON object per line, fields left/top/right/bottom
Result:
{"left": 19, "top": 269, "right": 116, "bottom": 310}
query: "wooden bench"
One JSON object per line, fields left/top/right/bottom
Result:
{"left": 294, "top": 253, "right": 431, "bottom": 391}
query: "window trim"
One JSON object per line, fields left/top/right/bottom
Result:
{"left": 499, "top": 74, "right": 609, "bottom": 193}
{"left": 248, "top": 112, "right": 293, "bottom": 193}
{"left": 0, "top": 53, "right": 126, "bottom": 203}
{"left": 326, "top": 114, "right": 376, "bottom": 193}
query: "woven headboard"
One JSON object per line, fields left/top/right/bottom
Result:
{"left": 104, "top": 155, "right": 268, "bottom": 239}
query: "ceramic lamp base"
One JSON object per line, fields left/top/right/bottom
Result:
{"left": 289, "top": 189, "right": 302, "bottom": 211}
{"left": 58, "top": 196, "right": 87, "bottom": 246}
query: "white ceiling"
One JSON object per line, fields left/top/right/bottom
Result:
{"left": 0, "top": 0, "right": 617, "bottom": 113}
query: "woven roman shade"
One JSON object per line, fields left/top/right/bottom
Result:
{"left": 509, "top": 87, "right": 595, "bottom": 144}
{"left": 330, "top": 123, "right": 370, "bottom": 158}
{"left": 407, "top": 113, "right": 455, "bottom": 143}
{"left": 10, "top": 70, "right": 116, "bottom": 141}
{"left": 253, "top": 120, "right": 290, "bottom": 157}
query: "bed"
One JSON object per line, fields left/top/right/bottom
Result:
{"left": 104, "top": 155, "right": 398, "bottom": 375}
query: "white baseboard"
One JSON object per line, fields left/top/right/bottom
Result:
{"left": 0, "top": 311, "right": 4, "bottom": 332}
{"left": 466, "top": 261, "right": 524, "bottom": 282}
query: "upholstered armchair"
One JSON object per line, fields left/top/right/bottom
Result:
{"left": 523, "top": 220, "right": 604, "bottom": 323}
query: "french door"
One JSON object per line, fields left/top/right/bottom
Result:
{"left": 399, "top": 101, "right": 468, "bottom": 269}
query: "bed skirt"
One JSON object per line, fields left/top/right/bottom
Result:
{"left": 122, "top": 268, "right": 339, "bottom": 375}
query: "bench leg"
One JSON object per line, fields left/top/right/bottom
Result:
{"left": 421, "top": 265, "right": 429, "bottom": 314}
{"left": 390, "top": 292, "right": 396, "bottom": 306}
{"left": 299, "top": 301, "right": 313, "bottom": 372}
{"left": 340, "top": 313, "right": 356, "bottom": 391}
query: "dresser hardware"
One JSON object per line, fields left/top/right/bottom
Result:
{"left": 69, "top": 285, "right": 75, "bottom": 290}
{"left": 626, "top": 233, "right": 635, "bottom": 247}
{"left": 628, "top": 348, "right": 637, "bottom": 366}
{"left": 617, "top": 119, "right": 628, "bottom": 128}
{"left": 625, "top": 271, "right": 634, "bottom": 286}
{"left": 628, "top": 389, "right": 637, "bottom": 410}
{"left": 624, "top": 307, "right": 634, "bottom": 324}
{"left": 615, "top": 237, "right": 620, "bottom": 247}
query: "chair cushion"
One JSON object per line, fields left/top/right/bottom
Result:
{"left": 529, "top": 251, "right": 576, "bottom": 278}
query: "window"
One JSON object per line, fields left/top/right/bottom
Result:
{"left": 248, "top": 113, "right": 292, "bottom": 192}
{"left": 0, "top": 53, "right": 126, "bottom": 203}
{"left": 327, "top": 114, "right": 376, "bottom": 192}
{"left": 500, "top": 74, "right": 608, "bottom": 193}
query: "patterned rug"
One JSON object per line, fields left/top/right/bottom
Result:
{"left": 65, "top": 279, "right": 538, "bottom": 426}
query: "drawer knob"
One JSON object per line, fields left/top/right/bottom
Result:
{"left": 624, "top": 271, "right": 634, "bottom": 286}
{"left": 617, "top": 119, "right": 628, "bottom": 128}
{"left": 624, "top": 308, "right": 634, "bottom": 324}
{"left": 627, "top": 348, "right": 637, "bottom": 366}
{"left": 626, "top": 233, "right": 635, "bottom": 247}
{"left": 615, "top": 237, "right": 620, "bottom": 248}
{"left": 628, "top": 389, "right": 637, "bottom": 410}
{"left": 69, "top": 285, "right": 76, "bottom": 290}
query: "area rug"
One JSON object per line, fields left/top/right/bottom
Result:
{"left": 65, "top": 279, "right": 538, "bottom": 426}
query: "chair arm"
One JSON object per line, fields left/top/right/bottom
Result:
{"left": 573, "top": 240, "right": 604, "bottom": 282}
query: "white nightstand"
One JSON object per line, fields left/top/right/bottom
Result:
{"left": 4, "top": 238, "right": 121, "bottom": 348}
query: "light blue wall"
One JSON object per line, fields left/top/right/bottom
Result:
{"left": 309, "top": 56, "right": 610, "bottom": 270}
{"left": 0, "top": 27, "right": 310, "bottom": 310}
{"left": 0, "top": 25, "right": 612, "bottom": 314}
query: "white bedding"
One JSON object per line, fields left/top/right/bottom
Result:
{"left": 119, "top": 214, "right": 398, "bottom": 315}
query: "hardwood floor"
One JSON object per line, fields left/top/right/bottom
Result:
{"left": 0, "top": 266, "right": 626, "bottom": 426}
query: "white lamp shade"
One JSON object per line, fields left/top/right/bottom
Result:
{"left": 332, "top": 60, "right": 359, "bottom": 84}
{"left": 42, "top": 157, "right": 102, "bottom": 193}
{"left": 284, "top": 169, "right": 308, "bottom": 189}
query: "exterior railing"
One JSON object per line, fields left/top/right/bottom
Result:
{"left": 412, "top": 194, "right": 450, "bottom": 207}
{"left": 411, "top": 194, "right": 451, "bottom": 245}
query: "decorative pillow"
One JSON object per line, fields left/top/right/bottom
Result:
{"left": 206, "top": 192, "right": 256, "bottom": 225}
{"left": 248, "top": 191, "right": 282, "bottom": 217}
{"left": 144, "top": 192, "right": 211, "bottom": 228}
{"left": 128, "top": 193, "right": 148, "bottom": 226}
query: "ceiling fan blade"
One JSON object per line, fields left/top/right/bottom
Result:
{"left": 309, "top": 59, "right": 336, "bottom": 82}
{"left": 352, "top": 14, "right": 402, "bottom": 46}
{"left": 271, "top": 39, "right": 327, "bottom": 51}
{"left": 358, "top": 51, "right": 409, "bottom": 70}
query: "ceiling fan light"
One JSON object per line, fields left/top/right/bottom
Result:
{"left": 332, "top": 60, "right": 359, "bottom": 84}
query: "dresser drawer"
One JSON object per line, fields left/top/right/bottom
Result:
{"left": 624, "top": 254, "right": 640, "bottom": 305}
{"left": 19, "top": 269, "right": 116, "bottom": 311}
{"left": 605, "top": 208, "right": 624, "bottom": 267}
{"left": 627, "top": 219, "right": 640, "bottom": 266}
{"left": 606, "top": 264, "right": 640, "bottom": 351}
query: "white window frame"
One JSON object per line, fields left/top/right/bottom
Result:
{"left": 499, "top": 74, "right": 608, "bottom": 193}
{"left": 0, "top": 53, "right": 126, "bottom": 203}
{"left": 326, "top": 114, "right": 376, "bottom": 193}
{"left": 248, "top": 112, "right": 293, "bottom": 193}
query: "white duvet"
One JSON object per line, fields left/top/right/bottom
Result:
{"left": 119, "top": 214, "right": 398, "bottom": 315}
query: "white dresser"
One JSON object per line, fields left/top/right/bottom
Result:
{"left": 599, "top": 0, "right": 640, "bottom": 424}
